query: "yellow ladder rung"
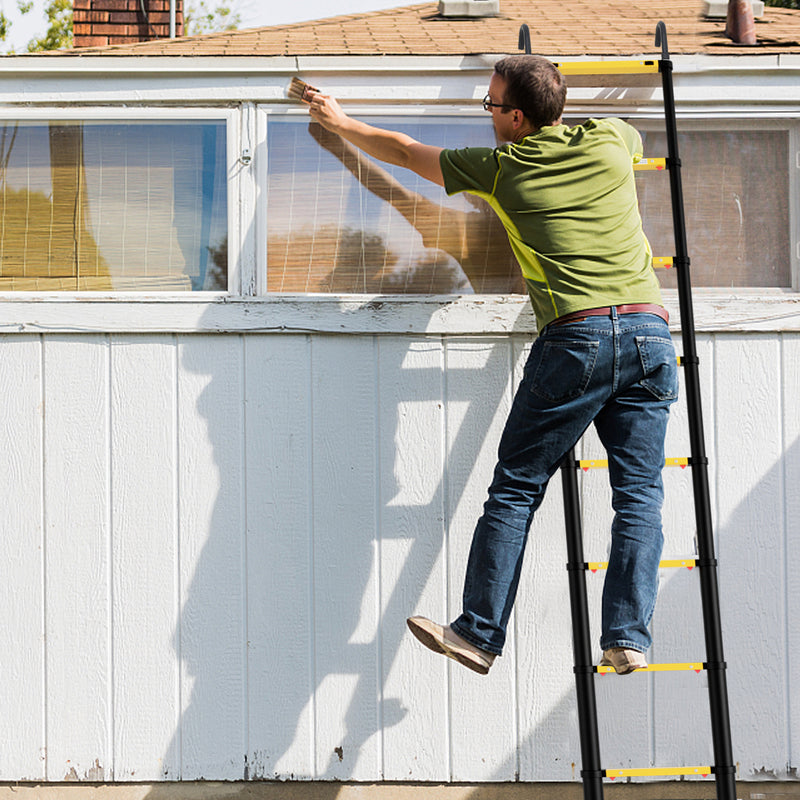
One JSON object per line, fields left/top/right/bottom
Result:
{"left": 635, "top": 158, "right": 667, "bottom": 171}
{"left": 652, "top": 256, "right": 673, "bottom": 269}
{"left": 553, "top": 60, "right": 659, "bottom": 76}
{"left": 660, "top": 558, "right": 698, "bottom": 569}
{"left": 587, "top": 558, "right": 697, "bottom": 572}
{"left": 577, "top": 457, "right": 688, "bottom": 470}
{"left": 597, "top": 662, "right": 706, "bottom": 674}
{"left": 665, "top": 456, "right": 689, "bottom": 468}
{"left": 605, "top": 766, "right": 712, "bottom": 779}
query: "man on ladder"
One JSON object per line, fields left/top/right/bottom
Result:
{"left": 307, "top": 54, "right": 678, "bottom": 677}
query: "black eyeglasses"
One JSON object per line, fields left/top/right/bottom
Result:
{"left": 482, "top": 93, "right": 511, "bottom": 112}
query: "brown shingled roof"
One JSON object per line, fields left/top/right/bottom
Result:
{"left": 41, "top": 0, "right": 800, "bottom": 56}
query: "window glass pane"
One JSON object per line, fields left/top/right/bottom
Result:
{"left": 637, "top": 127, "right": 790, "bottom": 288}
{"left": 0, "top": 120, "right": 228, "bottom": 291}
{"left": 267, "top": 116, "right": 791, "bottom": 294}
{"left": 267, "top": 117, "right": 522, "bottom": 294}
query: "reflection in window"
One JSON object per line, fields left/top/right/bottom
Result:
{"left": 268, "top": 116, "right": 792, "bottom": 295}
{"left": 638, "top": 127, "right": 790, "bottom": 288}
{"left": 0, "top": 120, "right": 228, "bottom": 291}
{"left": 266, "top": 117, "right": 522, "bottom": 294}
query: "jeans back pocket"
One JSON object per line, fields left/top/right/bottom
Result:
{"left": 635, "top": 335, "right": 679, "bottom": 401}
{"left": 531, "top": 339, "right": 600, "bottom": 403}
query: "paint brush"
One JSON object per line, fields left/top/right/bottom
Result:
{"left": 288, "top": 77, "right": 319, "bottom": 104}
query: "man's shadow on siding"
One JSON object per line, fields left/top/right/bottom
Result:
{"left": 141, "top": 126, "right": 536, "bottom": 790}
{"left": 158, "top": 315, "right": 536, "bottom": 785}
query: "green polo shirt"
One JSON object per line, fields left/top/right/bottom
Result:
{"left": 439, "top": 117, "right": 663, "bottom": 331}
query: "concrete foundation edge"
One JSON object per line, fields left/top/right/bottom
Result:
{"left": 1, "top": 782, "right": 799, "bottom": 800}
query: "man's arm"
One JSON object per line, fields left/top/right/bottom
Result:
{"left": 308, "top": 91, "right": 445, "bottom": 187}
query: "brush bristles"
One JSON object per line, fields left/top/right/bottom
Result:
{"left": 288, "top": 77, "right": 318, "bottom": 103}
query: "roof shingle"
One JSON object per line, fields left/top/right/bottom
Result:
{"left": 26, "top": 0, "right": 800, "bottom": 56}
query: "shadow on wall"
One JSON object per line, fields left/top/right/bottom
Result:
{"left": 146, "top": 320, "right": 530, "bottom": 787}
{"left": 139, "top": 123, "right": 531, "bottom": 794}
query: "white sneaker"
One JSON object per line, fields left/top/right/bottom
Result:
{"left": 407, "top": 616, "right": 495, "bottom": 675}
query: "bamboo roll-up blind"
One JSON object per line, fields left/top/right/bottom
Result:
{"left": 0, "top": 120, "right": 228, "bottom": 292}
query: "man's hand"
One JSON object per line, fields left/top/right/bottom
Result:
{"left": 308, "top": 91, "right": 350, "bottom": 134}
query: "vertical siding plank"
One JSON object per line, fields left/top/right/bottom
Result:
{"left": 512, "top": 335, "right": 580, "bottom": 782}
{"left": 378, "top": 338, "right": 449, "bottom": 782}
{"left": 110, "top": 336, "right": 178, "bottom": 780}
{"left": 444, "top": 337, "right": 517, "bottom": 782}
{"left": 310, "top": 336, "right": 379, "bottom": 781}
{"left": 0, "top": 335, "right": 44, "bottom": 780}
{"left": 245, "top": 334, "right": 314, "bottom": 780}
{"left": 43, "top": 336, "right": 110, "bottom": 782}
{"left": 654, "top": 334, "right": 715, "bottom": 771}
{"left": 177, "top": 334, "right": 246, "bottom": 780}
{"left": 782, "top": 332, "right": 800, "bottom": 779}
{"left": 715, "top": 334, "right": 786, "bottom": 777}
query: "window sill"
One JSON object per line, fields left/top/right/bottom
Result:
{"left": 0, "top": 291, "right": 798, "bottom": 335}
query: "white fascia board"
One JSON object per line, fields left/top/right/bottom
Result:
{"left": 1, "top": 292, "right": 799, "bottom": 334}
{"left": 0, "top": 52, "right": 795, "bottom": 109}
{"left": 0, "top": 55, "right": 496, "bottom": 105}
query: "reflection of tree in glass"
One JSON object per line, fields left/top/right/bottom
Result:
{"left": 308, "top": 123, "right": 522, "bottom": 294}
{"left": 268, "top": 224, "right": 469, "bottom": 294}
{"left": 206, "top": 236, "right": 228, "bottom": 291}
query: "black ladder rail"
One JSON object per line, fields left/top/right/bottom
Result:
{"left": 655, "top": 21, "right": 737, "bottom": 800}
{"left": 561, "top": 448, "right": 603, "bottom": 800}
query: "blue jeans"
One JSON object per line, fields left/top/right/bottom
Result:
{"left": 450, "top": 310, "right": 679, "bottom": 656}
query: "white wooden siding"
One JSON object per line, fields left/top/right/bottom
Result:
{"left": 1, "top": 329, "right": 798, "bottom": 784}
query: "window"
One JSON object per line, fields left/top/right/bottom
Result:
{"left": 0, "top": 119, "right": 228, "bottom": 291}
{"left": 265, "top": 112, "right": 794, "bottom": 295}
{"left": 637, "top": 123, "right": 791, "bottom": 289}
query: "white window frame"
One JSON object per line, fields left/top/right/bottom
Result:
{"left": 263, "top": 106, "right": 800, "bottom": 296}
{"left": 0, "top": 107, "right": 240, "bottom": 297}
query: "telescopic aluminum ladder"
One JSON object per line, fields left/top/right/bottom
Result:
{"left": 518, "top": 21, "right": 737, "bottom": 800}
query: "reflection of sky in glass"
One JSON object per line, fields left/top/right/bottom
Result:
{"left": 0, "top": 120, "right": 228, "bottom": 290}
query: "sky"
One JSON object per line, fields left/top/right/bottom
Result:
{"left": 0, "top": 0, "right": 406, "bottom": 53}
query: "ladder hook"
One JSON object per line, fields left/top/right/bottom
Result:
{"left": 655, "top": 20, "right": 669, "bottom": 60}
{"left": 519, "top": 23, "right": 531, "bottom": 54}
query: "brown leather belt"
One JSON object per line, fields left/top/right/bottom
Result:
{"left": 548, "top": 303, "right": 669, "bottom": 328}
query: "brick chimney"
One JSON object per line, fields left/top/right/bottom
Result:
{"left": 73, "top": 0, "right": 184, "bottom": 48}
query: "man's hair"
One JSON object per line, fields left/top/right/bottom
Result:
{"left": 492, "top": 55, "right": 567, "bottom": 130}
